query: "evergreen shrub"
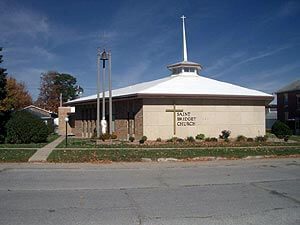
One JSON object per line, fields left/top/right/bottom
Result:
{"left": 210, "top": 137, "right": 218, "bottom": 142}
{"left": 99, "top": 133, "right": 110, "bottom": 141}
{"left": 5, "top": 111, "right": 48, "bottom": 143}
{"left": 139, "top": 136, "right": 147, "bottom": 144}
{"left": 186, "top": 136, "right": 195, "bottom": 143}
{"left": 271, "top": 120, "right": 292, "bottom": 138}
{"left": 176, "top": 138, "right": 184, "bottom": 143}
{"left": 195, "top": 134, "right": 205, "bottom": 140}
{"left": 205, "top": 137, "right": 218, "bottom": 142}
{"left": 141, "top": 136, "right": 147, "bottom": 142}
{"left": 110, "top": 133, "right": 117, "bottom": 139}
{"left": 129, "top": 136, "right": 135, "bottom": 142}
{"left": 236, "top": 135, "right": 247, "bottom": 142}
{"left": 255, "top": 135, "right": 267, "bottom": 142}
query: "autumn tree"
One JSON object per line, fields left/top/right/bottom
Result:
{"left": 0, "top": 76, "right": 32, "bottom": 111}
{"left": 35, "top": 71, "right": 83, "bottom": 113}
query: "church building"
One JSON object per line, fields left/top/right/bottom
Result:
{"left": 65, "top": 16, "right": 273, "bottom": 140}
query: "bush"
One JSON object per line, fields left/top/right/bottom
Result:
{"left": 255, "top": 135, "right": 267, "bottom": 142}
{"left": 0, "top": 111, "right": 11, "bottom": 143}
{"left": 46, "top": 123, "right": 55, "bottom": 135}
{"left": 236, "top": 135, "right": 247, "bottom": 142}
{"left": 129, "top": 136, "right": 135, "bottom": 142}
{"left": 166, "top": 138, "right": 173, "bottom": 143}
{"left": 5, "top": 111, "right": 49, "bottom": 143}
{"left": 176, "top": 138, "right": 184, "bottom": 143}
{"left": 99, "top": 133, "right": 110, "bottom": 141}
{"left": 205, "top": 137, "right": 218, "bottom": 142}
{"left": 138, "top": 136, "right": 147, "bottom": 144}
{"left": 195, "top": 134, "right": 205, "bottom": 140}
{"left": 219, "top": 130, "right": 231, "bottom": 140}
{"left": 141, "top": 136, "right": 147, "bottom": 142}
{"left": 156, "top": 137, "right": 162, "bottom": 142}
{"left": 204, "top": 137, "right": 211, "bottom": 142}
{"left": 186, "top": 136, "right": 195, "bottom": 143}
{"left": 210, "top": 137, "right": 218, "bottom": 142}
{"left": 247, "top": 138, "right": 254, "bottom": 142}
{"left": 111, "top": 133, "right": 117, "bottom": 139}
{"left": 271, "top": 120, "right": 292, "bottom": 138}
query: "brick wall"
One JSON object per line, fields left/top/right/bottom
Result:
{"left": 58, "top": 107, "right": 74, "bottom": 135}
{"left": 277, "top": 91, "right": 300, "bottom": 121}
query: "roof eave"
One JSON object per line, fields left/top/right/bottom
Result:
{"left": 64, "top": 93, "right": 273, "bottom": 106}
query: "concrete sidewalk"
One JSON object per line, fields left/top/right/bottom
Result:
{"left": 28, "top": 136, "right": 64, "bottom": 162}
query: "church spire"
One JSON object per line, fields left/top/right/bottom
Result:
{"left": 181, "top": 15, "right": 188, "bottom": 61}
{"left": 167, "top": 15, "right": 202, "bottom": 76}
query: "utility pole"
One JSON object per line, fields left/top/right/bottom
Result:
{"left": 60, "top": 93, "right": 62, "bottom": 107}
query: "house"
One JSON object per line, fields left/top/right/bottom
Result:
{"left": 276, "top": 80, "right": 300, "bottom": 134}
{"left": 22, "top": 105, "right": 58, "bottom": 127}
{"left": 265, "top": 95, "right": 277, "bottom": 130}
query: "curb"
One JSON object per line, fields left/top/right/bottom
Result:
{"left": 140, "top": 154, "right": 300, "bottom": 162}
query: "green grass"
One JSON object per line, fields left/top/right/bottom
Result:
{"left": 0, "top": 149, "right": 37, "bottom": 162}
{"left": 0, "top": 133, "right": 60, "bottom": 148}
{"left": 48, "top": 147, "right": 300, "bottom": 163}
{"left": 56, "top": 137, "right": 300, "bottom": 149}
{"left": 46, "top": 133, "right": 60, "bottom": 143}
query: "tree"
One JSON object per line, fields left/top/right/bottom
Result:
{"left": 0, "top": 47, "right": 7, "bottom": 106}
{"left": 35, "top": 71, "right": 83, "bottom": 113}
{"left": 0, "top": 47, "right": 8, "bottom": 143}
{"left": 0, "top": 76, "right": 32, "bottom": 111}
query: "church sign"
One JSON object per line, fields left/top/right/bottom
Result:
{"left": 176, "top": 112, "right": 196, "bottom": 126}
{"left": 166, "top": 105, "right": 196, "bottom": 135}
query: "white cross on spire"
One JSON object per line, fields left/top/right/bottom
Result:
{"left": 181, "top": 15, "right": 188, "bottom": 61}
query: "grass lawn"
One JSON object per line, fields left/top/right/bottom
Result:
{"left": 0, "top": 149, "right": 37, "bottom": 162}
{"left": 48, "top": 147, "right": 300, "bottom": 163}
{"left": 0, "top": 134, "right": 60, "bottom": 148}
{"left": 56, "top": 137, "right": 300, "bottom": 149}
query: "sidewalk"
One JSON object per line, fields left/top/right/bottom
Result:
{"left": 28, "top": 136, "right": 64, "bottom": 162}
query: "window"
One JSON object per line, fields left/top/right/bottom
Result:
{"left": 284, "top": 93, "right": 288, "bottom": 106}
{"left": 172, "top": 68, "right": 181, "bottom": 74}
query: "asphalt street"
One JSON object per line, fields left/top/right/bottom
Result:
{"left": 0, "top": 158, "right": 299, "bottom": 225}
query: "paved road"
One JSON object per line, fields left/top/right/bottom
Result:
{"left": 0, "top": 159, "right": 299, "bottom": 225}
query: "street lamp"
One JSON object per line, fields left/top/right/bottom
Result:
{"left": 64, "top": 116, "right": 69, "bottom": 147}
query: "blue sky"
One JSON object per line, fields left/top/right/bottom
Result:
{"left": 1, "top": 0, "right": 300, "bottom": 100}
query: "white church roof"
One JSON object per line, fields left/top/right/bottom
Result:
{"left": 66, "top": 15, "right": 272, "bottom": 105}
{"left": 67, "top": 73, "right": 272, "bottom": 104}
